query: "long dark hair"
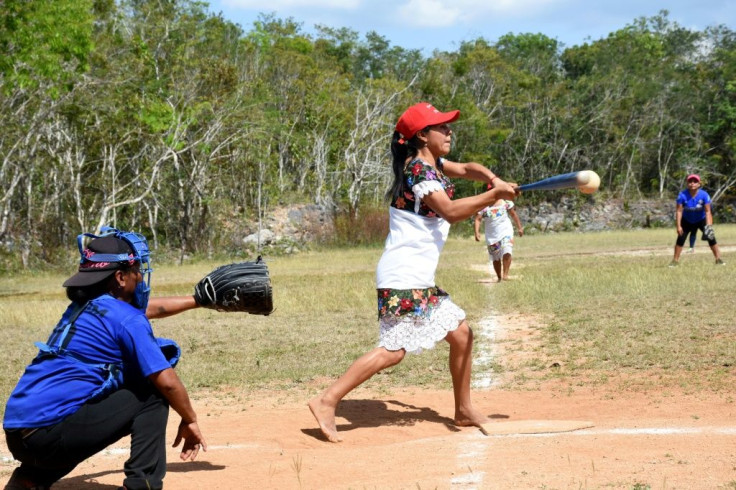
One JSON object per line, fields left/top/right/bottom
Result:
{"left": 65, "top": 263, "right": 135, "bottom": 304}
{"left": 386, "top": 130, "right": 425, "bottom": 200}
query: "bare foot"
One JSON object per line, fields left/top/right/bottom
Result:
{"left": 308, "top": 397, "right": 342, "bottom": 442}
{"left": 455, "top": 406, "right": 492, "bottom": 436}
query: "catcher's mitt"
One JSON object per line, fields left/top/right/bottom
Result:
{"left": 194, "top": 256, "right": 274, "bottom": 315}
{"left": 702, "top": 225, "right": 716, "bottom": 242}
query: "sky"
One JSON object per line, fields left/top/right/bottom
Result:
{"left": 204, "top": 0, "right": 735, "bottom": 54}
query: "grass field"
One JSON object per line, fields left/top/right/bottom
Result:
{"left": 1, "top": 225, "right": 734, "bottom": 416}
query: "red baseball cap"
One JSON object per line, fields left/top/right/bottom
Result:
{"left": 686, "top": 174, "right": 701, "bottom": 183}
{"left": 396, "top": 102, "right": 460, "bottom": 140}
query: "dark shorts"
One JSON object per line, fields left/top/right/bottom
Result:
{"left": 4, "top": 383, "right": 169, "bottom": 489}
{"left": 677, "top": 219, "right": 716, "bottom": 247}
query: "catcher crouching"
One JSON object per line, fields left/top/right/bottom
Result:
{"left": 3, "top": 228, "right": 273, "bottom": 489}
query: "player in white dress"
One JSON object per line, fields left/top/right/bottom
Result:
{"left": 308, "top": 102, "right": 518, "bottom": 442}
{"left": 474, "top": 198, "right": 523, "bottom": 281}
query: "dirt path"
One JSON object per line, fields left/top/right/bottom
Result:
{"left": 2, "top": 386, "right": 733, "bottom": 489}
{"left": 2, "top": 311, "right": 735, "bottom": 489}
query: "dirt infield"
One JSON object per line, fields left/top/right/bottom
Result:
{"left": 2, "top": 308, "right": 734, "bottom": 489}
{"left": 1, "top": 385, "right": 733, "bottom": 489}
{"left": 2, "top": 243, "right": 735, "bottom": 488}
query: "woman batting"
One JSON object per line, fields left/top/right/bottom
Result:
{"left": 308, "top": 102, "right": 518, "bottom": 442}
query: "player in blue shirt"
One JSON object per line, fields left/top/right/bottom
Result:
{"left": 4, "top": 228, "right": 207, "bottom": 490}
{"left": 670, "top": 174, "right": 725, "bottom": 266}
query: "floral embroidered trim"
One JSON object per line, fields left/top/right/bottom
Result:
{"left": 391, "top": 158, "right": 455, "bottom": 218}
{"left": 377, "top": 287, "right": 448, "bottom": 319}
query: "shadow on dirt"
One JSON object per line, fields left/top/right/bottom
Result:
{"left": 302, "top": 398, "right": 509, "bottom": 441}
{"left": 53, "top": 461, "right": 226, "bottom": 488}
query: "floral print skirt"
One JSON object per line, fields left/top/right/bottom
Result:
{"left": 377, "top": 287, "right": 466, "bottom": 354}
{"left": 487, "top": 236, "right": 514, "bottom": 261}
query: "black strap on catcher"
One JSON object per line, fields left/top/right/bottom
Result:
{"left": 35, "top": 301, "right": 124, "bottom": 400}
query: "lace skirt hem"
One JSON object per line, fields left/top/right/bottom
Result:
{"left": 377, "top": 297, "right": 466, "bottom": 354}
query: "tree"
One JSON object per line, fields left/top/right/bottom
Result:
{"left": 0, "top": 0, "right": 93, "bottom": 92}
{"left": 697, "top": 25, "right": 736, "bottom": 200}
{"left": 559, "top": 11, "right": 704, "bottom": 197}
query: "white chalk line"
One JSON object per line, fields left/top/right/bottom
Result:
{"left": 463, "top": 426, "right": 736, "bottom": 439}
{"left": 470, "top": 314, "right": 501, "bottom": 390}
{"left": 450, "top": 471, "right": 486, "bottom": 486}
{"left": 102, "top": 443, "right": 259, "bottom": 456}
{"left": 453, "top": 312, "right": 500, "bottom": 487}
{"left": 4, "top": 425, "right": 731, "bottom": 462}
{"left": 449, "top": 425, "right": 736, "bottom": 488}
{"left": 450, "top": 423, "right": 736, "bottom": 487}
{"left": 457, "top": 310, "right": 736, "bottom": 486}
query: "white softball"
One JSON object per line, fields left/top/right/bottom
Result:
{"left": 576, "top": 170, "right": 600, "bottom": 194}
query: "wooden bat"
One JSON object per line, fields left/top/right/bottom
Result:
{"left": 519, "top": 170, "right": 600, "bottom": 194}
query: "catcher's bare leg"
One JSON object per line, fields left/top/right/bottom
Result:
{"left": 445, "top": 320, "right": 490, "bottom": 434}
{"left": 709, "top": 243, "right": 722, "bottom": 261}
{"left": 309, "top": 347, "right": 405, "bottom": 442}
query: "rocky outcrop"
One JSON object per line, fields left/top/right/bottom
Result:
{"left": 243, "top": 197, "right": 735, "bottom": 253}
{"left": 241, "top": 204, "right": 335, "bottom": 254}
{"left": 517, "top": 196, "right": 676, "bottom": 233}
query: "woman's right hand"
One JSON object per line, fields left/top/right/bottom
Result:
{"left": 677, "top": 226, "right": 683, "bottom": 236}
{"left": 491, "top": 179, "right": 518, "bottom": 201}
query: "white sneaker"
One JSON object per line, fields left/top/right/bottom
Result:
{"left": 686, "top": 248, "right": 694, "bottom": 254}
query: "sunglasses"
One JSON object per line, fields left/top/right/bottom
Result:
{"left": 425, "top": 123, "right": 452, "bottom": 135}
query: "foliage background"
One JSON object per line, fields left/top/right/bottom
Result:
{"left": 0, "top": 1, "right": 734, "bottom": 267}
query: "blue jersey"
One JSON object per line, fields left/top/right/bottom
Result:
{"left": 3, "top": 294, "right": 170, "bottom": 429}
{"left": 676, "top": 189, "right": 711, "bottom": 224}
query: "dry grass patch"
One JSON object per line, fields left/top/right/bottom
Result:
{"left": 1, "top": 225, "right": 735, "bottom": 419}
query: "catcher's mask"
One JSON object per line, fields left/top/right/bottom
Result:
{"left": 64, "top": 226, "right": 153, "bottom": 312}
